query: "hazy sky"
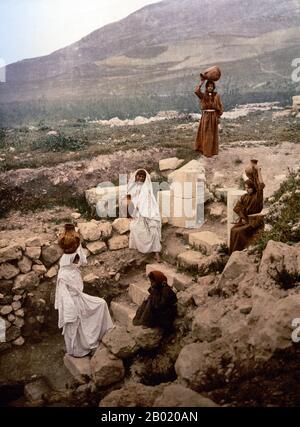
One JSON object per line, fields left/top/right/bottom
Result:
{"left": 0, "top": 0, "right": 160, "bottom": 65}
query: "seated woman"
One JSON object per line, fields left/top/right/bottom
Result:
{"left": 127, "top": 169, "right": 162, "bottom": 262}
{"left": 55, "top": 224, "right": 114, "bottom": 358}
{"left": 133, "top": 271, "right": 177, "bottom": 333}
{"left": 230, "top": 163, "right": 265, "bottom": 254}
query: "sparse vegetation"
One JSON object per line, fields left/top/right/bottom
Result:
{"left": 19, "top": 194, "right": 93, "bottom": 220}
{"left": 0, "top": 129, "right": 5, "bottom": 149}
{"left": 269, "top": 266, "right": 300, "bottom": 290}
{"left": 256, "top": 169, "right": 300, "bottom": 253}
{"left": 32, "top": 134, "right": 87, "bottom": 152}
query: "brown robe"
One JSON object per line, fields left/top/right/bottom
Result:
{"left": 229, "top": 173, "right": 265, "bottom": 254}
{"left": 133, "top": 272, "right": 177, "bottom": 332}
{"left": 194, "top": 87, "right": 224, "bottom": 157}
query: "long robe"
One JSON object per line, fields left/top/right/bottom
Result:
{"left": 133, "top": 283, "right": 177, "bottom": 331}
{"left": 194, "top": 88, "right": 224, "bottom": 157}
{"left": 230, "top": 175, "right": 265, "bottom": 254}
{"left": 128, "top": 169, "right": 162, "bottom": 254}
{"left": 55, "top": 244, "right": 114, "bottom": 357}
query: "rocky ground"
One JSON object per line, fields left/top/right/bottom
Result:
{"left": 0, "top": 103, "right": 299, "bottom": 407}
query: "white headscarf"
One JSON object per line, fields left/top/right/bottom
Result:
{"left": 127, "top": 169, "right": 161, "bottom": 222}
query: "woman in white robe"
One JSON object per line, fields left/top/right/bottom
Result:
{"left": 127, "top": 169, "right": 162, "bottom": 261}
{"left": 55, "top": 243, "right": 114, "bottom": 357}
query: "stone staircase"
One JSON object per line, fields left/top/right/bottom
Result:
{"left": 63, "top": 229, "right": 225, "bottom": 390}
{"left": 109, "top": 229, "right": 225, "bottom": 326}
{"left": 110, "top": 262, "right": 195, "bottom": 327}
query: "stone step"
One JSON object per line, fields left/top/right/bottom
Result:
{"left": 177, "top": 250, "right": 221, "bottom": 276}
{"left": 146, "top": 262, "right": 194, "bottom": 291}
{"left": 110, "top": 301, "right": 137, "bottom": 328}
{"left": 128, "top": 280, "right": 149, "bottom": 306}
{"left": 177, "top": 250, "right": 205, "bottom": 271}
{"left": 188, "top": 231, "right": 225, "bottom": 255}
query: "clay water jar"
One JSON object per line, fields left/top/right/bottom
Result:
{"left": 200, "top": 66, "right": 221, "bottom": 82}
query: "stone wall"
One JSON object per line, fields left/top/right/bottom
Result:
{"left": 0, "top": 218, "right": 132, "bottom": 353}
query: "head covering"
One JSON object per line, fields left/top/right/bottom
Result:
{"left": 205, "top": 80, "right": 216, "bottom": 91}
{"left": 58, "top": 224, "right": 81, "bottom": 254}
{"left": 127, "top": 169, "right": 161, "bottom": 222}
{"left": 148, "top": 271, "right": 168, "bottom": 286}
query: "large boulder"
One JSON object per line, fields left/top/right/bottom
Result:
{"left": 127, "top": 325, "right": 163, "bottom": 350}
{"left": 0, "top": 305, "right": 12, "bottom": 315}
{"left": 176, "top": 287, "right": 300, "bottom": 391}
{"left": 248, "top": 292, "right": 300, "bottom": 359}
{"left": 18, "top": 256, "right": 32, "bottom": 274}
{"left": 86, "top": 241, "right": 107, "bottom": 255}
{"left": 159, "top": 157, "right": 184, "bottom": 172}
{"left": 112, "top": 218, "right": 131, "bottom": 235}
{"left": 13, "top": 272, "right": 39, "bottom": 293}
{"left": 98, "top": 221, "right": 113, "bottom": 240}
{"left": 64, "top": 354, "right": 92, "bottom": 384}
{"left": 153, "top": 384, "right": 218, "bottom": 407}
{"left": 175, "top": 342, "right": 213, "bottom": 390}
{"left": 45, "top": 265, "right": 58, "bottom": 279}
{"left": 25, "top": 237, "right": 46, "bottom": 248}
{"left": 259, "top": 240, "right": 300, "bottom": 286}
{"left": 192, "top": 306, "right": 223, "bottom": 342}
{"left": 90, "top": 347, "right": 125, "bottom": 387}
{"left": 78, "top": 222, "right": 102, "bottom": 242}
{"left": 218, "top": 251, "right": 257, "bottom": 296}
{"left": 25, "top": 247, "right": 41, "bottom": 260}
{"left": 100, "top": 382, "right": 164, "bottom": 407}
{"left": 0, "top": 244, "right": 23, "bottom": 263}
{"left": 24, "top": 378, "right": 52, "bottom": 402}
{"left": 108, "top": 235, "right": 129, "bottom": 251}
{"left": 176, "top": 278, "right": 212, "bottom": 316}
{"left": 41, "top": 244, "right": 63, "bottom": 267}
{"left": 0, "top": 263, "right": 20, "bottom": 280}
{"left": 32, "top": 264, "right": 47, "bottom": 276}
{"left": 102, "top": 326, "right": 138, "bottom": 358}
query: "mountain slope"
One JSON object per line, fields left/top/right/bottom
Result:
{"left": 1, "top": 0, "right": 300, "bottom": 125}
